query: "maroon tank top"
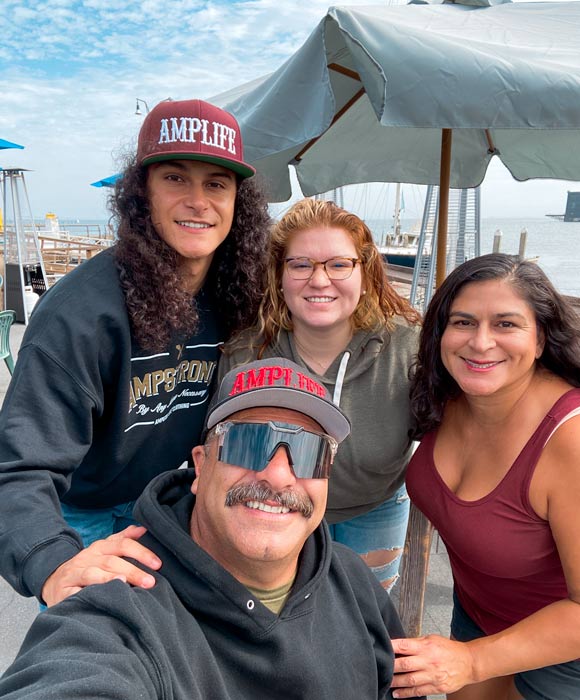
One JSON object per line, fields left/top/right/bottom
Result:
{"left": 406, "top": 389, "right": 580, "bottom": 635}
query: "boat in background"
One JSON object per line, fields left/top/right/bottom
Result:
{"left": 377, "top": 230, "right": 420, "bottom": 268}
{"left": 376, "top": 184, "right": 421, "bottom": 268}
{"left": 546, "top": 191, "right": 580, "bottom": 222}
{"left": 312, "top": 182, "right": 425, "bottom": 268}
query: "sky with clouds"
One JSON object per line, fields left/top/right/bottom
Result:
{"left": 1, "top": 0, "right": 579, "bottom": 223}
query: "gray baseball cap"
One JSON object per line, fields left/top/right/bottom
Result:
{"left": 207, "top": 357, "right": 350, "bottom": 443}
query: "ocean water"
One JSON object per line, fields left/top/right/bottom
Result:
{"left": 46, "top": 215, "right": 580, "bottom": 297}
{"left": 375, "top": 216, "right": 580, "bottom": 297}
{"left": 43, "top": 218, "right": 115, "bottom": 239}
{"left": 479, "top": 218, "right": 580, "bottom": 298}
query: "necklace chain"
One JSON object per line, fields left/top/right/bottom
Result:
{"left": 294, "top": 335, "right": 351, "bottom": 375}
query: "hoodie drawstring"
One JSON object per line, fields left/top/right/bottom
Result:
{"left": 333, "top": 351, "right": 350, "bottom": 406}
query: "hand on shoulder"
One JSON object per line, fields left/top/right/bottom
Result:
{"left": 41, "top": 525, "right": 162, "bottom": 606}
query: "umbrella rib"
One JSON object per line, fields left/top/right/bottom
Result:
{"left": 294, "top": 86, "right": 366, "bottom": 162}
{"left": 484, "top": 129, "right": 499, "bottom": 155}
{"left": 327, "top": 62, "right": 361, "bottom": 82}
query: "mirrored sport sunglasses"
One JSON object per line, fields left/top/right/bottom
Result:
{"left": 213, "top": 420, "right": 339, "bottom": 479}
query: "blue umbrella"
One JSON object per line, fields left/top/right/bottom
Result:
{"left": 90, "top": 173, "right": 121, "bottom": 188}
{"left": 0, "top": 139, "right": 24, "bottom": 150}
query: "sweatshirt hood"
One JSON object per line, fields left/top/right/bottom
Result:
{"left": 272, "top": 328, "right": 388, "bottom": 387}
{"left": 134, "top": 468, "right": 332, "bottom": 632}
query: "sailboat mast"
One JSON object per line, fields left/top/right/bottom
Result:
{"left": 393, "top": 183, "right": 401, "bottom": 237}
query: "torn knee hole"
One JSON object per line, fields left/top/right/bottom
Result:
{"left": 381, "top": 575, "right": 398, "bottom": 591}
{"left": 360, "top": 547, "right": 403, "bottom": 568}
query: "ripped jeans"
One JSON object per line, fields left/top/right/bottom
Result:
{"left": 327, "top": 484, "right": 410, "bottom": 592}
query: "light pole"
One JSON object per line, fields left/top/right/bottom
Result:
{"left": 135, "top": 98, "right": 150, "bottom": 115}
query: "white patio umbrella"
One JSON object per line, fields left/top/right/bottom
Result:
{"left": 213, "top": 0, "right": 580, "bottom": 284}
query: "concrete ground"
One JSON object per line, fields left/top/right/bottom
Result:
{"left": 0, "top": 321, "right": 454, "bottom": 698}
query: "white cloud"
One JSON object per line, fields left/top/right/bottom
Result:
{"left": 0, "top": 0, "right": 578, "bottom": 219}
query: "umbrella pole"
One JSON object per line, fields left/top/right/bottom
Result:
{"left": 404, "top": 132, "right": 450, "bottom": 632}
{"left": 435, "top": 128, "right": 453, "bottom": 288}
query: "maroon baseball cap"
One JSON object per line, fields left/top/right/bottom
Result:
{"left": 137, "top": 99, "right": 255, "bottom": 179}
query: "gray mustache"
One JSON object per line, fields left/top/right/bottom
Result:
{"left": 225, "top": 481, "right": 314, "bottom": 518}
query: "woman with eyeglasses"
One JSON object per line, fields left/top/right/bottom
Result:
{"left": 218, "top": 197, "right": 421, "bottom": 591}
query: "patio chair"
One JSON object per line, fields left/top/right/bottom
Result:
{"left": 0, "top": 310, "right": 16, "bottom": 375}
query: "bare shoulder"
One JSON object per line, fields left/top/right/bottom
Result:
{"left": 539, "top": 374, "right": 580, "bottom": 451}
{"left": 542, "top": 411, "right": 580, "bottom": 474}
{"left": 532, "top": 402, "right": 580, "bottom": 521}
{"left": 540, "top": 412, "right": 580, "bottom": 600}
{"left": 517, "top": 379, "right": 580, "bottom": 514}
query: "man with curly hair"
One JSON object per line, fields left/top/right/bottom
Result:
{"left": 0, "top": 99, "right": 271, "bottom": 607}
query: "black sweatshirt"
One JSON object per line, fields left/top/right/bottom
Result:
{"left": 0, "top": 249, "right": 223, "bottom": 598}
{"left": 0, "top": 468, "right": 407, "bottom": 699}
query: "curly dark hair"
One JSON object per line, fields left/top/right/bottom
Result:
{"left": 410, "top": 253, "right": 580, "bottom": 440}
{"left": 109, "top": 155, "right": 271, "bottom": 352}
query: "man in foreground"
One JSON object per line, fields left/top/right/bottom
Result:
{"left": 0, "top": 359, "right": 407, "bottom": 699}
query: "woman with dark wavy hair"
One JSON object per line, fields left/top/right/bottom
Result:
{"left": 391, "top": 254, "right": 580, "bottom": 700}
{"left": 219, "top": 197, "right": 421, "bottom": 592}
{"left": 0, "top": 99, "right": 270, "bottom": 608}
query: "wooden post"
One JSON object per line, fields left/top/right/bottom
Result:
{"left": 398, "top": 503, "right": 434, "bottom": 638}
{"left": 398, "top": 130, "right": 452, "bottom": 637}
{"left": 518, "top": 228, "right": 528, "bottom": 260}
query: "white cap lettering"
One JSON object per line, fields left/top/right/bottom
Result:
{"left": 199, "top": 119, "right": 215, "bottom": 148}
{"left": 170, "top": 117, "right": 188, "bottom": 143}
{"left": 158, "top": 118, "right": 171, "bottom": 144}
{"left": 227, "top": 126, "right": 236, "bottom": 155}
{"left": 156, "top": 116, "right": 237, "bottom": 153}
{"left": 190, "top": 117, "right": 202, "bottom": 141}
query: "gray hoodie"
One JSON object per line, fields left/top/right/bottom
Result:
{"left": 218, "top": 320, "right": 419, "bottom": 523}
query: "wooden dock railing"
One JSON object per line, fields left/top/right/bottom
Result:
{"left": 38, "top": 235, "right": 111, "bottom": 276}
